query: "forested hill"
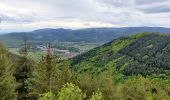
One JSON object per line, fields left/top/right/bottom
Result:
{"left": 0, "top": 33, "right": 170, "bottom": 100}
{"left": 70, "top": 33, "right": 170, "bottom": 76}
{"left": 1, "top": 27, "right": 170, "bottom": 45}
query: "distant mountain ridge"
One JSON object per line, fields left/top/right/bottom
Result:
{"left": 1, "top": 27, "right": 170, "bottom": 47}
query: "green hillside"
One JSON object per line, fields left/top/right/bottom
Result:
{"left": 0, "top": 37, "right": 170, "bottom": 99}
{"left": 70, "top": 33, "right": 170, "bottom": 76}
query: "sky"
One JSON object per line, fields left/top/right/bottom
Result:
{"left": 0, "top": 0, "right": 170, "bottom": 33}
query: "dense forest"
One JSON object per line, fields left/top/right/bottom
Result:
{"left": 71, "top": 33, "right": 170, "bottom": 76}
{"left": 0, "top": 33, "right": 170, "bottom": 100}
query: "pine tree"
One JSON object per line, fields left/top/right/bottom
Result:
{"left": 14, "top": 35, "right": 34, "bottom": 100}
{"left": 0, "top": 44, "right": 17, "bottom": 100}
{"left": 58, "top": 61, "right": 75, "bottom": 87}
{"left": 29, "top": 43, "right": 60, "bottom": 99}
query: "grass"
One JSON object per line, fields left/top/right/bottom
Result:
{"left": 9, "top": 48, "right": 43, "bottom": 61}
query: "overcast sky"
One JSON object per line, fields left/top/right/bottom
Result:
{"left": 0, "top": 0, "right": 170, "bottom": 33}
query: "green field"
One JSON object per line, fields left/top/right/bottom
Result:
{"left": 9, "top": 48, "right": 42, "bottom": 61}
{"left": 8, "top": 42, "right": 100, "bottom": 61}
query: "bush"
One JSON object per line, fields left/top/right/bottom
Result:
{"left": 58, "top": 83, "right": 84, "bottom": 100}
{"left": 38, "top": 92, "right": 55, "bottom": 100}
{"left": 89, "top": 89, "right": 104, "bottom": 100}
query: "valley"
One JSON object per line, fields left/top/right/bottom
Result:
{"left": 8, "top": 42, "right": 100, "bottom": 60}
{"left": 1, "top": 0, "right": 170, "bottom": 99}
{"left": 1, "top": 27, "right": 170, "bottom": 60}
{"left": 0, "top": 32, "right": 170, "bottom": 100}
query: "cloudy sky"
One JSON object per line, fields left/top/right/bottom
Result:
{"left": 0, "top": 0, "right": 170, "bottom": 33}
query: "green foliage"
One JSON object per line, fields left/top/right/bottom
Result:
{"left": 0, "top": 44, "right": 17, "bottom": 100}
{"left": 53, "top": 45, "right": 80, "bottom": 52}
{"left": 75, "top": 73, "right": 99, "bottom": 99}
{"left": 14, "top": 38, "right": 34, "bottom": 100}
{"left": 89, "top": 89, "right": 104, "bottom": 100}
{"left": 111, "top": 38, "right": 133, "bottom": 53}
{"left": 121, "top": 76, "right": 170, "bottom": 100}
{"left": 0, "top": 33, "right": 170, "bottom": 100}
{"left": 38, "top": 92, "right": 55, "bottom": 100}
{"left": 57, "top": 83, "right": 84, "bottom": 100}
{"left": 71, "top": 33, "right": 170, "bottom": 76}
{"left": 29, "top": 46, "right": 60, "bottom": 98}
{"left": 71, "top": 36, "right": 134, "bottom": 75}
{"left": 58, "top": 61, "right": 75, "bottom": 86}
{"left": 130, "top": 32, "right": 149, "bottom": 39}
{"left": 29, "top": 45, "right": 75, "bottom": 99}
{"left": 75, "top": 67, "right": 117, "bottom": 100}
{"left": 97, "top": 68, "right": 118, "bottom": 100}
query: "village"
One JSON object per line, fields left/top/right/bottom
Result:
{"left": 33, "top": 45, "right": 80, "bottom": 58}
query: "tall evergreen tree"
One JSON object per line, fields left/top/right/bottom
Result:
{"left": 29, "top": 43, "right": 60, "bottom": 99}
{"left": 0, "top": 44, "right": 17, "bottom": 100}
{"left": 14, "top": 35, "right": 34, "bottom": 100}
{"left": 58, "top": 61, "right": 75, "bottom": 87}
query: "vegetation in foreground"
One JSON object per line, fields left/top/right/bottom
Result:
{"left": 0, "top": 33, "right": 169, "bottom": 100}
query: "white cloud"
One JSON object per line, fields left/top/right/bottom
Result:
{"left": 0, "top": 0, "right": 170, "bottom": 33}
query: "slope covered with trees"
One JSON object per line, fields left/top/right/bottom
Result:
{"left": 71, "top": 33, "right": 170, "bottom": 76}
{"left": 0, "top": 44, "right": 17, "bottom": 100}
{"left": 0, "top": 33, "right": 169, "bottom": 100}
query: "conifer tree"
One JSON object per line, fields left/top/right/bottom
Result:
{"left": 58, "top": 61, "right": 75, "bottom": 87}
{"left": 14, "top": 35, "right": 34, "bottom": 100}
{"left": 30, "top": 43, "right": 60, "bottom": 98}
{"left": 0, "top": 44, "right": 17, "bottom": 100}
